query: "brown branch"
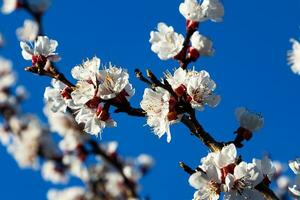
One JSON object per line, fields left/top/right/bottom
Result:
{"left": 181, "top": 114, "right": 222, "bottom": 152}
{"left": 256, "top": 182, "right": 280, "bottom": 200}
{"left": 25, "top": 65, "right": 75, "bottom": 88}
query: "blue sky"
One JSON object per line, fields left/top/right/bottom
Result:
{"left": 1, "top": 0, "right": 300, "bottom": 199}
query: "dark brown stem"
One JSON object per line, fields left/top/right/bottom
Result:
{"left": 179, "top": 162, "right": 195, "bottom": 175}
{"left": 181, "top": 114, "right": 222, "bottom": 152}
{"left": 256, "top": 182, "right": 280, "bottom": 200}
{"left": 25, "top": 66, "right": 75, "bottom": 88}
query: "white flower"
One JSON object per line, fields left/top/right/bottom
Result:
{"left": 277, "top": 176, "right": 290, "bottom": 190}
{"left": 105, "top": 172, "right": 125, "bottom": 198}
{"left": 71, "top": 56, "right": 100, "bottom": 87}
{"left": 189, "top": 171, "right": 221, "bottom": 200}
{"left": 179, "top": 0, "right": 203, "bottom": 22}
{"left": 20, "top": 36, "right": 60, "bottom": 64}
{"left": 288, "top": 38, "right": 300, "bottom": 75}
{"left": 47, "top": 187, "right": 85, "bottom": 200}
{"left": 252, "top": 156, "right": 275, "bottom": 181}
{"left": 289, "top": 175, "right": 300, "bottom": 198}
{"left": 44, "top": 79, "right": 70, "bottom": 113}
{"left": 289, "top": 159, "right": 300, "bottom": 175}
{"left": 27, "top": 0, "right": 52, "bottom": 13}
{"left": 70, "top": 57, "right": 134, "bottom": 136}
{"left": 213, "top": 144, "right": 237, "bottom": 169}
{"left": 0, "top": 126, "right": 11, "bottom": 145}
{"left": 224, "top": 162, "right": 264, "bottom": 200}
{"left": 7, "top": 117, "right": 44, "bottom": 168}
{"left": 1, "top": 0, "right": 17, "bottom": 14}
{"left": 190, "top": 31, "right": 214, "bottom": 56}
{"left": 186, "top": 69, "right": 221, "bottom": 110}
{"left": 201, "top": 0, "right": 224, "bottom": 22}
{"left": 74, "top": 104, "right": 116, "bottom": 136}
{"left": 140, "top": 88, "right": 173, "bottom": 142}
{"left": 97, "top": 64, "right": 134, "bottom": 100}
{"left": 149, "top": 22, "right": 184, "bottom": 60}
{"left": 165, "top": 68, "right": 220, "bottom": 110}
{"left": 16, "top": 19, "right": 39, "bottom": 42}
{"left": 0, "top": 57, "right": 15, "bottom": 90}
{"left": 42, "top": 161, "right": 68, "bottom": 184}
{"left": 136, "top": 154, "right": 155, "bottom": 169}
{"left": 235, "top": 107, "right": 264, "bottom": 132}
{"left": 179, "top": 0, "right": 224, "bottom": 22}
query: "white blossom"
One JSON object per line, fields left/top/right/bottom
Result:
{"left": 288, "top": 39, "right": 300, "bottom": 75}
{"left": 44, "top": 79, "right": 69, "bottom": 113}
{"left": 1, "top": 0, "right": 17, "bottom": 14}
{"left": 190, "top": 144, "right": 268, "bottom": 200}
{"left": 105, "top": 172, "right": 125, "bottom": 198}
{"left": 16, "top": 19, "right": 39, "bottom": 42}
{"left": 224, "top": 162, "right": 264, "bottom": 200}
{"left": 213, "top": 144, "right": 237, "bottom": 169}
{"left": 189, "top": 171, "right": 221, "bottom": 200}
{"left": 97, "top": 64, "right": 134, "bottom": 100}
{"left": 70, "top": 57, "right": 134, "bottom": 136}
{"left": 140, "top": 88, "right": 174, "bottom": 143}
{"left": 20, "top": 36, "right": 60, "bottom": 63}
{"left": 165, "top": 68, "right": 220, "bottom": 111}
{"left": 190, "top": 31, "right": 214, "bottom": 56}
{"left": 289, "top": 159, "right": 300, "bottom": 175}
{"left": 47, "top": 187, "right": 85, "bottom": 200}
{"left": 0, "top": 125, "right": 11, "bottom": 145}
{"left": 0, "top": 57, "right": 16, "bottom": 90}
{"left": 186, "top": 69, "right": 220, "bottom": 110}
{"left": 7, "top": 116, "right": 54, "bottom": 169}
{"left": 136, "top": 154, "right": 155, "bottom": 169}
{"left": 289, "top": 175, "right": 300, "bottom": 198}
{"left": 235, "top": 107, "right": 264, "bottom": 132}
{"left": 179, "top": 0, "right": 224, "bottom": 22}
{"left": 42, "top": 161, "right": 68, "bottom": 184}
{"left": 149, "top": 22, "right": 184, "bottom": 60}
{"left": 252, "top": 156, "right": 275, "bottom": 181}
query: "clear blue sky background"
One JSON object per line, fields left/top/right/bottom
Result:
{"left": 0, "top": 0, "right": 300, "bottom": 199}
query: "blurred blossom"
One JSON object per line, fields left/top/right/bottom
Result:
{"left": 288, "top": 38, "right": 300, "bottom": 75}
{"left": 47, "top": 187, "right": 86, "bottom": 200}
{"left": 235, "top": 107, "right": 264, "bottom": 132}
{"left": 0, "top": 57, "right": 15, "bottom": 90}
{"left": 1, "top": 0, "right": 17, "bottom": 14}
{"left": 42, "top": 161, "right": 68, "bottom": 184}
{"left": 16, "top": 19, "right": 39, "bottom": 42}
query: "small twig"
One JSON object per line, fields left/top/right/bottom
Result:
{"left": 25, "top": 66, "right": 75, "bottom": 88}
{"left": 256, "top": 182, "right": 280, "bottom": 200}
{"left": 179, "top": 162, "right": 195, "bottom": 175}
{"left": 181, "top": 114, "right": 222, "bottom": 152}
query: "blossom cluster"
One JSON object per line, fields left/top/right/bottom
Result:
{"left": 149, "top": 0, "right": 224, "bottom": 61}
{"left": 141, "top": 67, "right": 220, "bottom": 142}
{"left": 188, "top": 144, "right": 275, "bottom": 200}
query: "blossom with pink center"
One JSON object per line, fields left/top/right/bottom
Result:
{"left": 20, "top": 36, "right": 60, "bottom": 66}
